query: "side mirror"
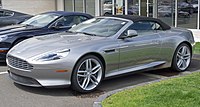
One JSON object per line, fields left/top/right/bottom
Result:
{"left": 127, "top": 30, "right": 138, "bottom": 37}
{"left": 119, "top": 30, "right": 138, "bottom": 39}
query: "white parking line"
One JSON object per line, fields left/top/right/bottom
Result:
{"left": 0, "top": 72, "right": 8, "bottom": 75}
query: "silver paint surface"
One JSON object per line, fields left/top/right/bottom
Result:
{"left": 7, "top": 17, "right": 195, "bottom": 87}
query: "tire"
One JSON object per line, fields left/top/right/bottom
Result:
{"left": 71, "top": 55, "right": 104, "bottom": 93}
{"left": 171, "top": 43, "right": 191, "bottom": 72}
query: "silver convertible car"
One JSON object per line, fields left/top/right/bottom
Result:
{"left": 7, "top": 15, "right": 195, "bottom": 93}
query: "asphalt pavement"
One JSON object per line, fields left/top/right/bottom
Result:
{"left": 0, "top": 56, "right": 199, "bottom": 107}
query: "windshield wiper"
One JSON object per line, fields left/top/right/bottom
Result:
{"left": 66, "top": 31, "right": 77, "bottom": 33}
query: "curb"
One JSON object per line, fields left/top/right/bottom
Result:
{"left": 93, "top": 70, "right": 200, "bottom": 107}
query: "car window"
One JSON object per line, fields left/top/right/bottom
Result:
{"left": 4, "top": 11, "right": 14, "bottom": 17}
{"left": 22, "top": 14, "right": 59, "bottom": 27}
{"left": 79, "top": 16, "right": 89, "bottom": 22}
{"left": 0, "top": 11, "right": 3, "bottom": 17}
{"left": 120, "top": 21, "right": 162, "bottom": 37}
{"left": 131, "top": 21, "right": 162, "bottom": 31}
{"left": 0, "top": 11, "right": 14, "bottom": 17}
{"left": 54, "top": 15, "right": 89, "bottom": 27}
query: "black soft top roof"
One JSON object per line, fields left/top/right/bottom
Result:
{"left": 109, "top": 15, "right": 171, "bottom": 30}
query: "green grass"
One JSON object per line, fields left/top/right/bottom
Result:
{"left": 102, "top": 72, "right": 200, "bottom": 107}
{"left": 194, "top": 42, "right": 200, "bottom": 54}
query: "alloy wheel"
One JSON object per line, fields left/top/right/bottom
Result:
{"left": 76, "top": 58, "right": 103, "bottom": 91}
{"left": 176, "top": 45, "right": 191, "bottom": 71}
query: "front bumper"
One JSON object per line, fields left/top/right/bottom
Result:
{"left": 7, "top": 58, "right": 73, "bottom": 87}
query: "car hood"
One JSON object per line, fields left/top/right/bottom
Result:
{"left": 8, "top": 32, "right": 106, "bottom": 59}
{"left": 0, "top": 24, "right": 41, "bottom": 35}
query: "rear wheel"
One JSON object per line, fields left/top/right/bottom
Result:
{"left": 172, "top": 43, "right": 191, "bottom": 72}
{"left": 71, "top": 55, "right": 104, "bottom": 93}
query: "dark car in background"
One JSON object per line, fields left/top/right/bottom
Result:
{"left": 0, "top": 9, "right": 32, "bottom": 27}
{"left": 158, "top": 6, "right": 190, "bottom": 18}
{"left": 0, "top": 11, "right": 93, "bottom": 61}
{"left": 178, "top": 2, "right": 194, "bottom": 14}
{"left": 191, "top": 0, "right": 198, "bottom": 13}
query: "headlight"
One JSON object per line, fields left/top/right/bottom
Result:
{"left": 0, "top": 35, "right": 8, "bottom": 42}
{"left": 34, "top": 49, "right": 70, "bottom": 62}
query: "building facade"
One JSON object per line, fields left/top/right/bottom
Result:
{"left": 0, "top": 0, "right": 200, "bottom": 29}
{"left": 60, "top": 0, "right": 200, "bottom": 29}
{"left": 1, "top": 0, "right": 56, "bottom": 15}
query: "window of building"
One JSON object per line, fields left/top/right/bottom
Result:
{"left": 101, "top": 0, "right": 113, "bottom": 16}
{"left": 177, "top": 0, "right": 198, "bottom": 29}
{"left": 75, "top": 0, "right": 83, "bottom": 12}
{"left": 86, "top": 0, "right": 95, "bottom": 16}
{"left": 128, "top": 0, "right": 139, "bottom": 15}
{"left": 64, "top": 0, "right": 73, "bottom": 12}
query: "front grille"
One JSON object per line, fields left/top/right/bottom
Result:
{"left": 7, "top": 55, "right": 33, "bottom": 70}
{"left": 9, "top": 71, "right": 41, "bottom": 86}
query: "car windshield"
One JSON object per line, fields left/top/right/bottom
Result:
{"left": 69, "top": 18, "right": 127, "bottom": 37}
{"left": 21, "top": 14, "right": 59, "bottom": 27}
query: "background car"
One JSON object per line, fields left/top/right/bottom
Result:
{"left": 7, "top": 15, "right": 195, "bottom": 93}
{"left": 0, "top": 9, "right": 32, "bottom": 27}
{"left": 191, "top": 0, "right": 198, "bottom": 13}
{"left": 178, "top": 1, "right": 194, "bottom": 14}
{"left": 158, "top": 6, "right": 190, "bottom": 18}
{"left": 0, "top": 11, "right": 93, "bottom": 62}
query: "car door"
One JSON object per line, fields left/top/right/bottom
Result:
{"left": 118, "top": 21, "right": 162, "bottom": 71}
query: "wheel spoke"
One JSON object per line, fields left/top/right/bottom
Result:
{"left": 182, "top": 59, "right": 187, "bottom": 68}
{"left": 86, "top": 59, "right": 92, "bottom": 71}
{"left": 181, "top": 46, "right": 187, "bottom": 55}
{"left": 91, "top": 65, "right": 101, "bottom": 74}
{"left": 89, "top": 59, "right": 92, "bottom": 70}
{"left": 177, "top": 52, "right": 182, "bottom": 58}
{"left": 81, "top": 77, "right": 88, "bottom": 88}
{"left": 183, "top": 56, "right": 190, "bottom": 60}
{"left": 78, "top": 70, "right": 87, "bottom": 73}
{"left": 83, "top": 77, "right": 90, "bottom": 89}
{"left": 183, "top": 54, "right": 190, "bottom": 60}
{"left": 177, "top": 59, "right": 183, "bottom": 68}
{"left": 91, "top": 75, "right": 99, "bottom": 85}
{"left": 86, "top": 60, "right": 89, "bottom": 71}
{"left": 77, "top": 73, "right": 87, "bottom": 77}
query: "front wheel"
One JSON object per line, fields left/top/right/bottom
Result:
{"left": 172, "top": 43, "right": 191, "bottom": 72}
{"left": 71, "top": 55, "right": 104, "bottom": 93}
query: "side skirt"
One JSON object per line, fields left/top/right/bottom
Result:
{"left": 105, "top": 61, "right": 166, "bottom": 78}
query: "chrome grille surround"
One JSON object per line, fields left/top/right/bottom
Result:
{"left": 7, "top": 55, "right": 33, "bottom": 70}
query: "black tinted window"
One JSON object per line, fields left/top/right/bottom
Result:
{"left": 130, "top": 21, "right": 162, "bottom": 31}
{"left": 120, "top": 21, "right": 162, "bottom": 37}
{"left": 0, "top": 11, "right": 14, "bottom": 17}
{"left": 55, "top": 15, "right": 89, "bottom": 27}
{"left": 0, "top": 11, "right": 3, "bottom": 17}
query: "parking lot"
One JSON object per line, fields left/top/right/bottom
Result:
{"left": 0, "top": 55, "right": 200, "bottom": 107}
